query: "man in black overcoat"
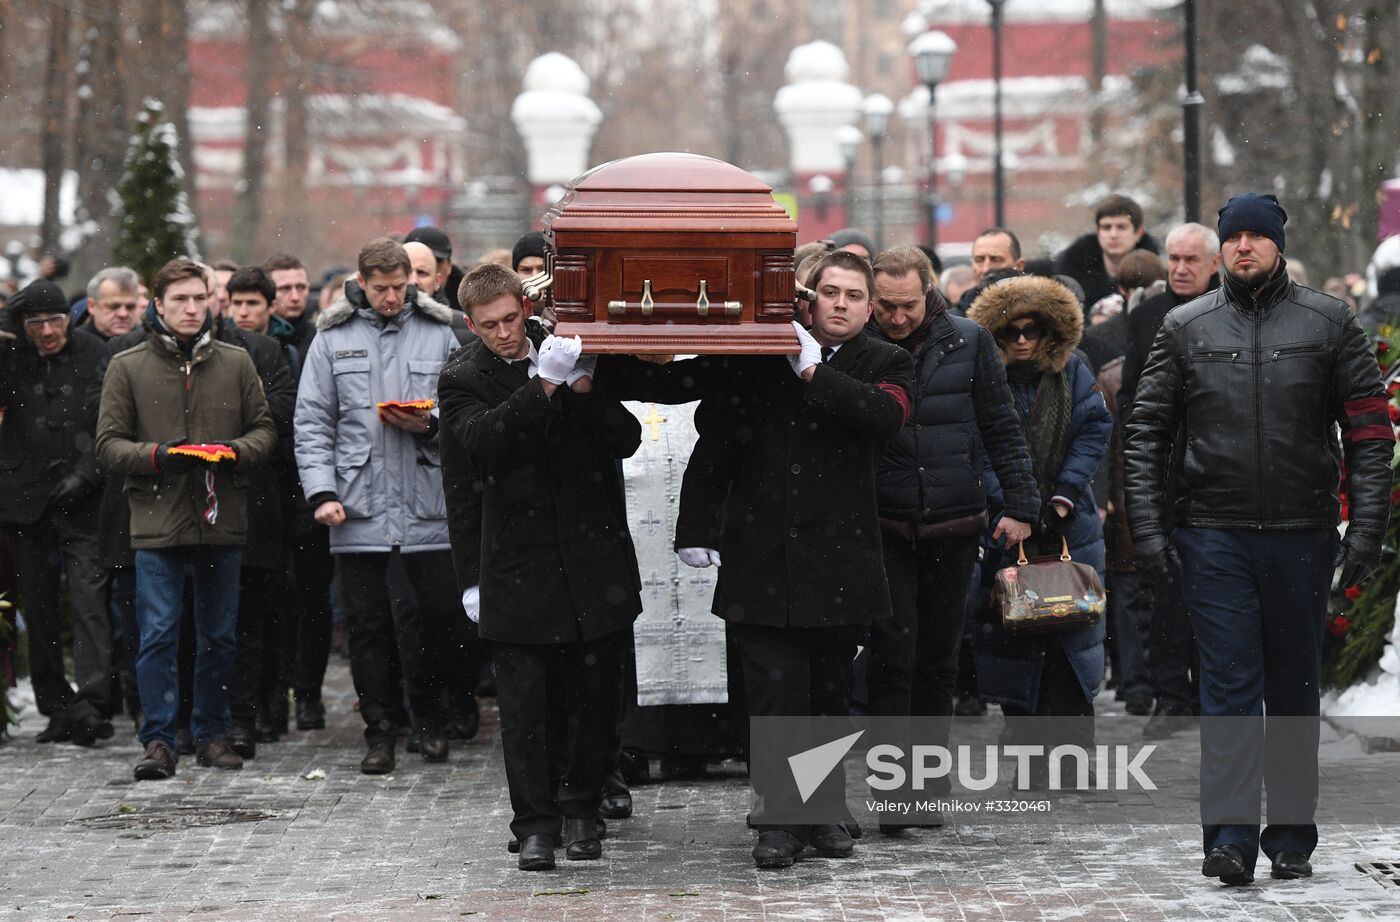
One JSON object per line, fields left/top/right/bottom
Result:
{"left": 439, "top": 263, "right": 642, "bottom": 872}
{"left": 602, "top": 250, "right": 915, "bottom": 869}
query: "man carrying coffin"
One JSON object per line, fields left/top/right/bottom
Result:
{"left": 603, "top": 249, "right": 914, "bottom": 869}
{"left": 439, "top": 263, "right": 643, "bottom": 871}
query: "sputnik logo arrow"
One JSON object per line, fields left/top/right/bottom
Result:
{"left": 788, "top": 730, "right": 865, "bottom": 803}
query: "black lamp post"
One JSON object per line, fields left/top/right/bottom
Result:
{"left": 862, "top": 93, "right": 893, "bottom": 252}
{"left": 1182, "top": 0, "right": 1202, "bottom": 222}
{"left": 909, "top": 30, "right": 957, "bottom": 251}
{"left": 988, "top": 0, "right": 1006, "bottom": 226}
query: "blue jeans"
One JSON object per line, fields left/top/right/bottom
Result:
{"left": 134, "top": 546, "right": 243, "bottom": 750}
{"left": 1174, "top": 526, "right": 1336, "bottom": 871}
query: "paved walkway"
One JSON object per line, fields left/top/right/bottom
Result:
{"left": 2, "top": 661, "right": 1399, "bottom": 921}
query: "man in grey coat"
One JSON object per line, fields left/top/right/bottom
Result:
{"left": 295, "top": 237, "right": 462, "bottom": 774}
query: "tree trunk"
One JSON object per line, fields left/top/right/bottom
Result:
{"left": 71, "top": 0, "right": 129, "bottom": 279}
{"left": 231, "top": 0, "right": 271, "bottom": 262}
{"left": 40, "top": 1, "right": 72, "bottom": 255}
{"left": 278, "top": 0, "right": 315, "bottom": 255}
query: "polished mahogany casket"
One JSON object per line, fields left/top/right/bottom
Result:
{"left": 536, "top": 152, "right": 800, "bottom": 354}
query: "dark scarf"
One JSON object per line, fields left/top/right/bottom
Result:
{"left": 150, "top": 305, "right": 213, "bottom": 358}
{"left": 1007, "top": 357, "right": 1073, "bottom": 552}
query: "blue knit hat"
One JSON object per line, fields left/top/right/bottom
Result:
{"left": 1217, "top": 192, "right": 1287, "bottom": 252}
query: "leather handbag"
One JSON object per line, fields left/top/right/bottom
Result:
{"left": 994, "top": 538, "right": 1106, "bottom": 636}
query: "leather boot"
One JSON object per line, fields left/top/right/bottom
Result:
{"left": 360, "top": 741, "right": 396, "bottom": 775}
{"left": 752, "top": 829, "right": 805, "bottom": 869}
{"left": 133, "top": 740, "right": 177, "bottom": 781}
{"left": 518, "top": 833, "right": 556, "bottom": 871}
{"left": 417, "top": 723, "right": 448, "bottom": 763}
{"left": 563, "top": 817, "right": 601, "bottom": 860}
{"left": 598, "top": 768, "right": 633, "bottom": 819}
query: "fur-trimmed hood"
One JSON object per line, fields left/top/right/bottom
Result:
{"left": 966, "top": 275, "right": 1085, "bottom": 373}
{"left": 316, "top": 280, "right": 454, "bottom": 331}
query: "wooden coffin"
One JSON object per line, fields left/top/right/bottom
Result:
{"left": 539, "top": 152, "right": 799, "bottom": 354}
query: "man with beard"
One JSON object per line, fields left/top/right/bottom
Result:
{"left": 1126, "top": 193, "right": 1393, "bottom": 886}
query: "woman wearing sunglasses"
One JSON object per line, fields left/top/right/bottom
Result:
{"left": 966, "top": 275, "right": 1113, "bottom": 790}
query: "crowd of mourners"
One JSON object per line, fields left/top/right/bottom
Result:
{"left": 0, "top": 190, "right": 1392, "bottom": 882}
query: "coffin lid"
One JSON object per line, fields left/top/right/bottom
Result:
{"left": 543, "top": 152, "right": 798, "bottom": 236}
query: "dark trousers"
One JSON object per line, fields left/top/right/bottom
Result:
{"left": 494, "top": 630, "right": 626, "bottom": 841}
{"left": 337, "top": 549, "right": 457, "bottom": 745}
{"left": 1146, "top": 561, "right": 1197, "bottom": 710}
{"left": 732, "top": 621, "right": 862, "bottom": 839}
{"left": 1175, "top": 526, "right": 1335, "bottom": 871}
{"left": 277, "top": 526, "right": 334, "bottom": 703}
{"left": 8, "top": 515, "right": 110, "bottom": 721}
{"left": 108, "top": 567, "right": 139, "bottom": 716}
{"left": 1108, "top": 569, "right": 1154, "bottom": 701}
{"left": 231, "top": 567, "right": 284, "bottom": 729}
{"left": 869, "top": 535, "right": 980, "bottom": 717}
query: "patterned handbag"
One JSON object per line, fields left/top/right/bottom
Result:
{"left": 995, "top": 538, "right": 1106, "bottom": 636}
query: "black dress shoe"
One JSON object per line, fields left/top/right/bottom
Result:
{"left": 508, "top": 833, "right": 563, "bottom": 853}
{"left": 417, "top": 724, "right": 449, "bottom": 763}
{"left": 563, "top": 817, "right": 601, "bottom": 860}
{"left": 1143, "top": 704, "right": 1194, "bottom": 740}
{"left": 264, "top": 694, "right": 290, "bottom": 735}
{"left": 844, "top": 818, "right": 862, "bottom": 840}
{"left": 810, "top": 823, "right": 855, "bottom": 858}
{"left": 253, "top": 715, "right": 282, "bottom": 744}
{"left": 1124, "top": 694, "right": 1154, "bottom": 716}
{"left": 405, "top": 730, "right": 420, "bottom": 753}
{"left": 360, "top": 742, "right": 396, "bottom": 775}
{"left": 752, "top": 830, "right": 805, "bottom": 869}
{"left": 36, "top": 716, "right": 70, "bottom": 743}
{"left": 296, "top": 698, "right": 326, "bottom": 731}
{"left": 444, "top": 698, "right": 480, "bottom": 740}
{"left": 518, "top": 833, "right": 556, "bottom": 871}
{"left": 226, "top": 725, "right": 257, "bottom": 760}
{"left": 598, "top": 768, "right": 633, "bottom": 819}
{"left": 1270, "top": 850, "right": 1312, "bottom": 879}
{"left": 1202, "top": 844, "right": 1254, "bottom": 885}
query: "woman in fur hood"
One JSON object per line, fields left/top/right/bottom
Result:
{"left": 966, "top": 275, "right": 1114, "bottom": 788}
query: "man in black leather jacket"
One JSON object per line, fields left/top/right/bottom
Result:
{"left": 1124, "top": 193, "right": 1394, "bottom": 887}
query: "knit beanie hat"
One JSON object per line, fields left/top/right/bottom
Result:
{"left": 8, "top": 279, "right": 69, "bottom": 315}
{"left": 1218, "top": 192, "right": 1287, "bottom": 252}
{"left": 511, "top": 232, "right": 546, "bottom": 272}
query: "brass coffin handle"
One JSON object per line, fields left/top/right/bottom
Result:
{"left": 696, "top": 280, "right": 710, "bottom": 317}
{"left": 640, "top": 279, "right": 654, "bottom": 317}
{"left": 724, "top": 300, "right": 742, "bottom": 317}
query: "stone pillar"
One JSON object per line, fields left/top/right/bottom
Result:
{"left": 510, "top": 53, "right": 603, "bottom": 210}
{"left": 773, "top": 41, "right": 863, "bottom": 240}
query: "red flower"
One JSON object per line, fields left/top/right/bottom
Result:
{"left": 1390, "top": 381, "right": 1400, "bottom": 396}
{"left": 1330, "top": 614, "right": 1351, "bottom": 636}
{"left": 1390, "top": 404, "right": 1400, "bottom": 423}
{"left": 1344, "top": 586, "right": 1363, "bottom": 601}
{"left": 1381, "top": 342, "right": 1392, "bottom": 354}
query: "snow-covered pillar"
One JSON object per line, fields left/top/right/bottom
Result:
{"left": 774, "top": 41, "right": 863, "bottom": 240}
{"left": 510, "top": 53, "right": 603, "bottom": 211}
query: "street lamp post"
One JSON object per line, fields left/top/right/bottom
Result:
{"left": 1182, "top": 0, "right": 1203, "bottom": 223}
{"left": 908, "top": 30, "right": 958, "bottom": 251}
{"left": 836, "top": 125, "right": 863, "bottom": 230}
{"left": 862, "top": 93, "right": 893, "bottom": 252}
{"left": 988, "top": 0, "right": 1006, "bottom": 226}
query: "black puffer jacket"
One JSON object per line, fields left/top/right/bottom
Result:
{"left": 869, "top": 290, "right": 1039, "bottom": 538}
{"left": 1124, "top": 263, "right": 1394, "bottom": 541}
{"left": 1054, "top": 230, "right": 1159, "bottom": 313}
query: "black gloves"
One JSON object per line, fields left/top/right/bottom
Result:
{"left": 47, "top": 472, "right": 90, "bottom": 510}
{"left": 1134, "top": 533, "right": 1182, "bottom": 586}
{"left": 1036, "top": 498, "right": 1077, "bottom": 537}
{"left": 1336, "top": 531, "right": 1383, "bottom": 590}
{"left": 154, "top": 439, "right": 198, "bottom": 474}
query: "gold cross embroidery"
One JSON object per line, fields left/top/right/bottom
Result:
{"left": 642, "top": 403, "right": 667, "bottom": 441}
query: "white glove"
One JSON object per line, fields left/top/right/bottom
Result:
{"left": 787, "top": 320, "right": 822, "bottom": 378}
{"left": 566, "top": 353, "right": 598, "bottom": 387}
{"left": 677, "top": 547, "right": 722, "bottom": 568}
{"left": 461, "top": 585, "right": 480, "bottom": 624}
{"left": 537, "top": 334, "right": 583, "bottom": 385}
